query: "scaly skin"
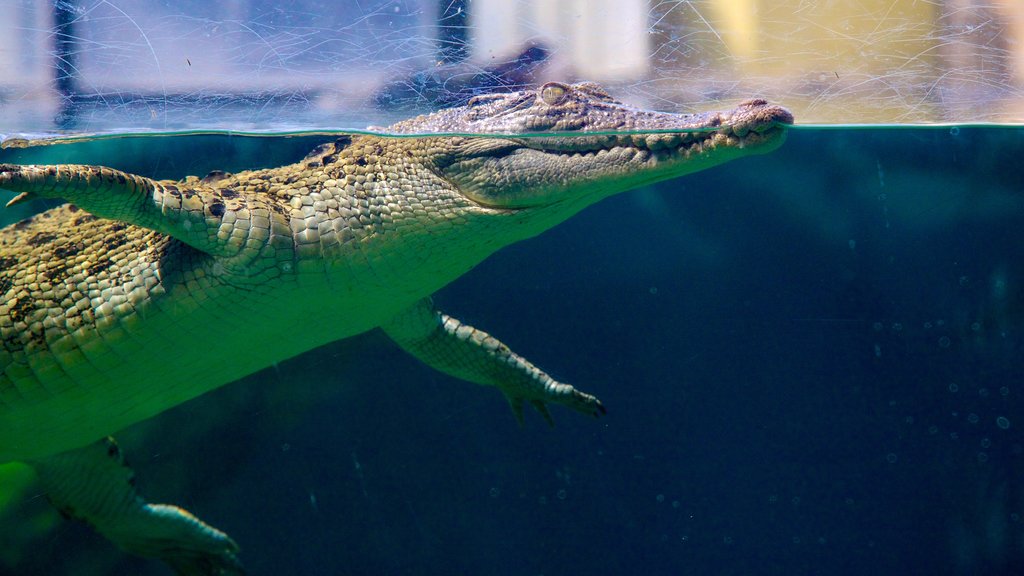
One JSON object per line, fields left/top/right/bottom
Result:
{"left": 0, "top": 81, "right": 791, "bottom": 573}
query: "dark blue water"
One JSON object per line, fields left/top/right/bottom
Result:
{"left": 1, "top": 126, "right": 1022, "bottom": 575}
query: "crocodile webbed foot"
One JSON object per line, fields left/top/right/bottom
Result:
{"left": 30, "top": 438, "right": 244, "bottom": 576}
{"left": 505, "top": 384, "right": 606, "bottom": 427}
{"left": 107, "top": 503, "right": 243, "bottom": 576}
{"left": 382, "top": 298, "right": 606, "bottom": 426}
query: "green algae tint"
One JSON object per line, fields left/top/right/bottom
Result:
{"left": 1, "top": 124, "right": 1023, "bottom": 575}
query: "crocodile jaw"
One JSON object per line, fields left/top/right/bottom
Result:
{"left": 435, "top": 99, "right": 792, "bottom": 210}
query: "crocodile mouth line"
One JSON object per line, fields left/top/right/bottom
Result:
{"left": 522, "top": 126, "right": 782, "bottom": 163}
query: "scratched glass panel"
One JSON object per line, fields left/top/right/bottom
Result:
{"left": 0, "top": 0, "right": 1022, "bottom": 138}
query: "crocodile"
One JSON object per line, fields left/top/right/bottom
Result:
{"left": 0, "top": 81, "right": 792, "bottom": 574}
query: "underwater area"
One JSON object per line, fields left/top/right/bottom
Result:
{"left": 0, "top": 124, "right": 1022, "bottom": 575}
{"left": 2, "top": 0, "right": 1024, "bottom": 575}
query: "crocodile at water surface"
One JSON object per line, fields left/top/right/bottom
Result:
{"left": 0, "top": 81, "right": 792, "bottom": 574}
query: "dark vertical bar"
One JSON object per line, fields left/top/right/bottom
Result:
{"left": 53, "top": 0, "right": 80, "bottom": 128}
{"left": 437, "top": 0, "right": 469, "bottom": 64}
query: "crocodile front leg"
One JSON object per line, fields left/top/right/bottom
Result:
{"left": 29, "top": 438, "right": 242, "bottom": 576}
{"left": 382, "top": 298, "right": 606, "bottom": 425}
{"left": 0, "top": 163, "right": 272, "bottom": 259}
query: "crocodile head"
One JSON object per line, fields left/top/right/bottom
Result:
{"left": 386, "top": 81, "right": 793, "bottom": 212}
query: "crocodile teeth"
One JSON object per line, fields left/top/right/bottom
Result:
{"left": 644, "top": 134, "right": 684, "bottom": 150}
{"left": 534, "top": 128, "right": 733, "bottom": 156}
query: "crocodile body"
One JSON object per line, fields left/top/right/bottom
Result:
{"left": 0, "top": 82, "right": 791, "bottom": 573}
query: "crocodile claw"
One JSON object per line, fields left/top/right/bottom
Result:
{"left": 4, "top": 191, "right": 32, "bottom": 208}
{"left": 112, "top": 503, "right": 244, "bottom": 576}
{"left": 504, "top": 384, "right": 606, "bottom": 426}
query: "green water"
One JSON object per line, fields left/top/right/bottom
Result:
{"left": 1, "top": 125, "right": 1022, "bottom": 575}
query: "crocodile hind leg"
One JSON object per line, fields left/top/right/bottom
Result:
{"left": 382, "top": 297, "right": 606, "bottom": 425}
{"left": 29, "top": 438, "right": 242, "bottom": 576}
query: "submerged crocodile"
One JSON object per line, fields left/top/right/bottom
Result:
{"left": 0, "top": 81, "right": 792, "bottom": 574}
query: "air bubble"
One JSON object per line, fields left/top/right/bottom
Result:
{"left": 997, "top": 416, "right": 1011, "bottom": 430}
{"left": 886, "top": 453, "right": 898, "bottom": 463}
{"left": 672, "top": 500, "right": 680, "bottom": 509}
{"left": 556, "top": 489, "right": 567, "bottom": 500}
{"left": 971, "top": 322, "right": 981, "bottom": 332}
{"left": 950, "top": 127, "right": 960, "bottom": 136}
{"left": 977, "top": 452, "right": 989, "bottom": 463}
{"left": 981, "top": 438, "right": 991, "bottom": 449}
{"left": 938, "top": 336, "right": 951, "bottom": 348}
{"left": 873, "top": 322, "right": 883, "bottom": 331}
{"left": 656, "top": 494, "right": 665, "bottom": 503}
{"left": 489, "top": 487, "right": 500, "bottom": 498}
{"left": 968, "top": 413, "right": 979, "bottom": 424}
{"left": 649, "top": 286, "right": 658, "bottom": 295}
{"left": 948, "top": 383, "right": 959, "bottom": 393}
{"left": 928, "top": 425, "right": 938, "bottom": 435}
{"left": 1000, "top": 387, "right": 1010, "bottom": 397}
{"left": 979, "top": 388, "right": 989, "bottom": 398}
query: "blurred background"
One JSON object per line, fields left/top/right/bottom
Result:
{"left": 1, "top": 0, "right": 1023, "bottom": 134}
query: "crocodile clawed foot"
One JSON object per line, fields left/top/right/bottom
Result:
{"left": 111, "top": 503, "right": 244, "bottom": 576}
{"left": 564, "top": 387, "right": 607, "bottom": 419}
{"left": 504, "top": 383, "right": 606, "bottom": 427}
{"left": 32, "top": 439, "right": 245, "bottom": 575}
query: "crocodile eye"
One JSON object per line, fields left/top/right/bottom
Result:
{"left": 540, "top": 82, "right": 568, "bottom": 105}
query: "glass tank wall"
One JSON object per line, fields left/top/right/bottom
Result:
{"left": 0, "top": 0, "right": 1021, "bottom": 137}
